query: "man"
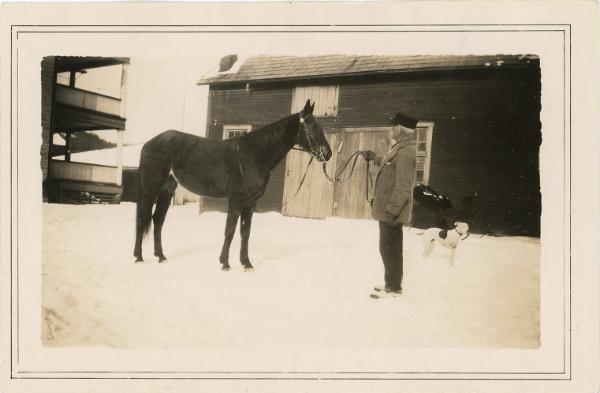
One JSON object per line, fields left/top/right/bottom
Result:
{"left": 361, "top": 112, "right": 418, "bottom": 299}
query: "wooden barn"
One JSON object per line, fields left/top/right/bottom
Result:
{"left": 197, "top": 54, "right": 541, "bottom": 236}
{"left": 41, "top": 56, "right": 129, "bottom": 204}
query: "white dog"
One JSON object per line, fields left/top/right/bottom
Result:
{"left": 422, "top": 222, "right": 470, "bottom": 265}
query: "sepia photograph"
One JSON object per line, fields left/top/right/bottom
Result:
{"left": 40, "top": 53, "right": 541, "bottom": 350}
{"left": 1, "top": 2, "right": 599, "bottom": 393}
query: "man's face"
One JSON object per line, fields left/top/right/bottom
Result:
{"left": 391, "top": 124, "right": 415, "bottom": 140}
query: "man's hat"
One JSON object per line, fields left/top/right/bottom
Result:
{"left": 390, "top": 112, "right": 418, "bottom": 129}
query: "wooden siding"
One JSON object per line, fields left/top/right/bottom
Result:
{"left": 207, "top": 87, "right": 294, "bottom": 134}
{"left": 282, "top": 133, "right": 337, "bottom": 218}
{"left": 51, "top": 160, "right": 118, "bottom": 184}
{"left": 41, "top": 57, "right": 55, "bottom": 181}
{"left": 202, "top": 66, "right": 541, "bottom": 236}
{"left": 53, "top": 103, "right": 126, "bottom": 131}
{"left": 311, "top": 68, "right": 539, "bottom": 235}
{"left": 332, "top": 130, "right": 389, "bottom": 219}
{"left": 55, "top": 85, "right": 123, "bottom": 117}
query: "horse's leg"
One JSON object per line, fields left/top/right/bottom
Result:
{"left": 239, "top": 205, "right": 255, "bottom": 270}
{"left": 219, "top": 202, "right": 240, "bottom": 271}
{"left": 152, "top": 177, "right": 177, "bottom": 262}
{"left": 152, "top": 195, "right": 173, "bottom": 263}
{"left": 134, "top": 191, "right": 157, "bottom": 262}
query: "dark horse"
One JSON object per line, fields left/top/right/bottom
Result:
{"left": 133, "top": 100, "right": 332, "bottom": 270}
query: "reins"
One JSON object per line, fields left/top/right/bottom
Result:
{"left": 322, "top": 151, "right": 361, "bottom": 184}
{"left": 238, "top": 113, "right": 320, "bottom": 204}
{"left": 290, "top": 149, "right": 373, "bottom": 202}
{"left": 322, "top": 151, "right": 373, "bottom": 202}
{"left": 290, "top": 155, "right": 314, "bottom": 198}
{"left": 239, "top": 111, "right": 372, "bottom": 204}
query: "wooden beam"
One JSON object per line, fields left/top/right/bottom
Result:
{"left": 54, "top": 57, "right": 130, "bottom": 73}
{"left": 65, "top": 132, "right": 72, "bottom": 161}
{"left": 116, "top": 131, "right": 124, "bottom": 186}
{"left": 54, "top": 103, "right": 127, "bottom": 131}
{"left": 119, "top": 63, "right": 129, "bottom": 120}
{"left": 50, "top": 144, "right": 67, "bottom": 157}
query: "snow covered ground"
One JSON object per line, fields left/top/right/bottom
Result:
{"left": 42, "top": 203, "right": 539, "bottom": 349}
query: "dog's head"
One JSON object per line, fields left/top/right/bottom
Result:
{"left": 453, "top": 221, "right": 470, "bottom": 235}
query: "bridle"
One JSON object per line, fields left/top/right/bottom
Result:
{"left": 238, "top": 113, "right": 325, "bottom": 204}
{"left": 292, "top": 114, "right": 326, "bottom": 162}
{"left": 290, "top": 113, "right": 373, "bottom": 202}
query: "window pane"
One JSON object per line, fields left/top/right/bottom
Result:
{"left": 223, "top": 124, "right": 252, "bottom": 140}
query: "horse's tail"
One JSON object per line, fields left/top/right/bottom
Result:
{"left": 136, "top": 200, "right": 153, "bottom": 238}
{"left": 135, "top": 168, "right": 153, "bottom": 239}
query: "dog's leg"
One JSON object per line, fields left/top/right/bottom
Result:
{"left": 449, "top": 247, "right": 456, "bottom": 266}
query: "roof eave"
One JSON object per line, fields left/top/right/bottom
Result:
{"left": 197, "top": 63, "right": 527, "bottom": 86}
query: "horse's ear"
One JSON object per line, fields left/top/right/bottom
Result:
{"left": 302, "top": 99, "right": 311, "bottom": 114}
{"left": 310, "top": 102, "right": 315, "bottom": 114}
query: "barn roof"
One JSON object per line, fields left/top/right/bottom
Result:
{"left": 197, "top": 54, "right": 538, "bottom": 85}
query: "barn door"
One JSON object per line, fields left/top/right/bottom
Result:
{"left": 332, "top": 129, "right": 390, "bottom": 219}
{"left": 282, "top": 133, "right": 338, "bottom": 218}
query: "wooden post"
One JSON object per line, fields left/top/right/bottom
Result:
{"left": 117, "top": 62, "right": 129, "bottom": 187}
{"left": 116, "top": 130, "right": 124, "bottom": 185}
{"left": 65, "top": 132, "right": 72, "bottom": 162}
{"left": 120, "top": 63, "right": 129, "bottom": 118}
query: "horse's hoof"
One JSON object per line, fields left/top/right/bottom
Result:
{"left": 155, "top": 254, "right": 167, "bottom": 263}
{"left": 134, "top": 257, "right": 144, "bottom": 263}
{"left": 244, "top": 266, "right": 254, "bottom": 272}
{"left": 221, "top": 265, "right": 230, "bottom": 271}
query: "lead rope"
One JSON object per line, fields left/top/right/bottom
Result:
{"left": 321, "top": 151, "right": 373, "bottom": 202}
{"left": 321, "top": 151, "right": 369, "bottom": 184}
{"left": 284, "top": 115, "right": 318, "bottom": 203}
{"left": 290, "top": 155, "right": 314, "bottom": 198}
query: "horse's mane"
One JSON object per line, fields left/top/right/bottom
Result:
{"left": 243, "top": 113, "right": 298, "bottom": 149}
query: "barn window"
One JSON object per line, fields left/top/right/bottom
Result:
{"left": 223, "top": 124, "right": 252, "bottom": 139}
{"left": 415, "top": 122, "right": 434, "bottom": 185}
{"left": 291, "top": 85, "right": 339, "bottom": 117}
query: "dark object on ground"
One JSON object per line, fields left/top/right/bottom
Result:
{"left": 413, "top": 183, "right": 453, "bottom": 211}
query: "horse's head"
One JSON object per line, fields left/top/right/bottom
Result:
{"left": 296, "top": 100, "right": 332, "bottom": 162}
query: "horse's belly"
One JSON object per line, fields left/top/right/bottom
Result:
{"left": 172, "top": 170, "right": 229, "bottom": 198}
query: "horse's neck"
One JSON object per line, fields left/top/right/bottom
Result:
{"left": 245, "top": 115, "right": 298, "bottom": 172}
